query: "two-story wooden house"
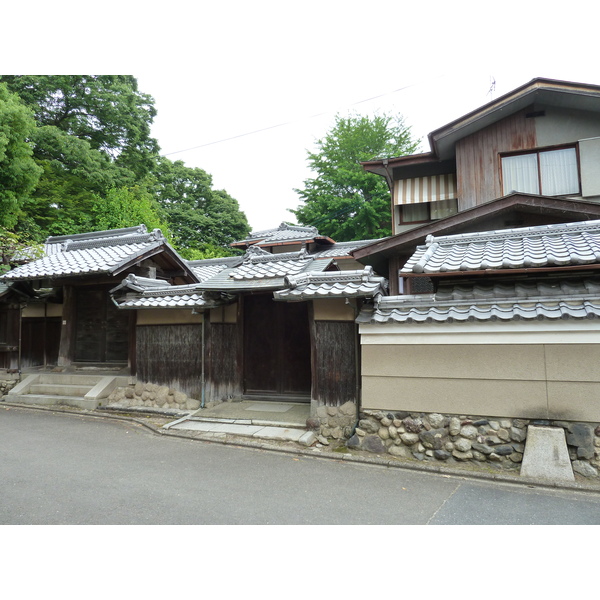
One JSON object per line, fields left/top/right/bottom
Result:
{"left": 350, "top": 78, "right": 600, "bottom": 476}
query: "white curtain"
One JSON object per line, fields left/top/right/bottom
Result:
{"left": 430, "top": 198, "right": 458, "bottom": 220}
{"left": 401, "top": 203, "right": 429, "bottom": 223}
{"left": 502, "top": 153, "right": 539, "bottom": 195}
{"left": 539, "top": 148, "right": 578, "bottom": 195}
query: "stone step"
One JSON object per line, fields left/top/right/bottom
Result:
{"left": 29, "top": 383, "right": 93, "bottom": 397}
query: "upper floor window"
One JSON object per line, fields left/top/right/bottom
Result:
{"left": 399, "top": 198, "right": 458, "bottom": 224}
{"left": 501, "top": 146, "right": 579, "bottom": 196}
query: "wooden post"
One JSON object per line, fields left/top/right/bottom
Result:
{"left": 57, "top": 285, "right": 75, "bottom": 367}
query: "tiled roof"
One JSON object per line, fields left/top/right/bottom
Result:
{"left": 401, "top": 220, "right": 600, "bottom": 275}
{"left": 274, "top": 266, "right": 387, "bottom": 301}
{"left": 115, "top": 290, "right": 219, "bottom": 309}
{"left": 188, "top": 257, "right": 242, "bottom": 282}
{"left": 111, "top": 275, "right": 228, "bottom": 310}
{"left": 233, "top": 223, "right": 321, "bottom": 246}
{"left": 357, "top": 276, "right": 600, "bottom": 324}
{"left": 195, "top": 247, "right": 333, "bottom": 291}
{"left": 312, "top": 239, "right": 381, "bottom": 259}
{"left": 0, "top": 226, "right": 172, "bottom": 282}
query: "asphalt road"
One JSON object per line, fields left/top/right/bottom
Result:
{"left": 2, "top": 406, "right": 600, "bottom": 525}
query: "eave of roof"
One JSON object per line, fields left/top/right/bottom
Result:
{"left": 357, "top": 275, "right": 600, "bottom": 325}
{"left": 351, "top": 194, "right": 600, "bottom": 268}
{"left": 362, "top": 78, "right": 600, "bottom": 173}
{"left": 402, "top": 218, "right": 600, "bottom": 278}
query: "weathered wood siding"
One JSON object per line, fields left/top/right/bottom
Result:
{"left": 21, "top": 317, "right": 61, "bottom": 368}
{"left": 312, "top": 320, "right": 358, "bottom": 407}
{"left": 456, "top": 109, "right": 537, "bottom": 209}
{"left": 136, "top": 324, "right": 203, "bottom": 399}
{"left": 0, "top": 307, "right": 19, "bottom": 370}
{"left": 205, "top": 321, "right": 241, "bottom": 401}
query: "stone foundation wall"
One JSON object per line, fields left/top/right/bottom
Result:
{"left": 339, "top": 409, "right": 600, "bottom": 478}
{"left": 313, "top": 402, "right": 358, "bottom": 440}
{"left": 0, "top": 379, "right": 17, "bottom": 399}
{"left": 106, "top": 381, "right": 201, "bottom": 412}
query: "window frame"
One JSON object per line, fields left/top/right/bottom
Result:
{"left": 397, "top": 198, "right": 458, "bottom": 225}
{"left": 500, "top": 144, "right": 581, "bottom": 197}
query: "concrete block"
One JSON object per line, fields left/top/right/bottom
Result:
{"left": 520, "top": 425, "right": 574, "bottom": 481}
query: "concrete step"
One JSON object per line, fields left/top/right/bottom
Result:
{"left": 38, "top": 374, "right": 104, "bottom": 386}
{"left": 29, "top": 383, "right": 94, "bottom": 397}
{"left": 5, "top": 374, "right": 130, "bottom": 410}
{"left": 165, "top": 415, "right": 316, "bottom": 446}
{"left": 5, "top": 393, "right": 98, "bottom": 410}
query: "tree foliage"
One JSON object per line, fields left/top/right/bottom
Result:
{"left": 291, "top": 112, "right": 419, "bottom": 241}
{"left": 151, "top": 158, "right": 250, "bottom": 254}
{"left": 0, "top": 75, "right": 159, "bottom": 180}
{"left": 0, "top": 76, "right": 250, "bottom": 257}
{"left": 90, "top": 186, "right": 171, "bottom": 236}
{"left": 0, "top": 83, "right": 42, "bottom": 229}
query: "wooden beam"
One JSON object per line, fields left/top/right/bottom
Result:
{"left": 57, "top": 285, "right": 75, "bottom": 367}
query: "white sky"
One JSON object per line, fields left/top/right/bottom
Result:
{"left": 6, "top": 0, "right": 600, "bottom": 233}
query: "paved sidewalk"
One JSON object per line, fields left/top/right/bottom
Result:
{"left": 164, "top": 400, "right": 315, "bottom": 444}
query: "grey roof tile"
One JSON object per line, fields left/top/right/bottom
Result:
{"left": 0, "top": 227, "right": 171, "bottom": 281}
{"left": 402, "top": 219, "right": 600, "bottom": 275}
{"left": 274, "top": 266, "right": 387, "bottom": 301}
{"left": 234, "top": 223, "right": 321, "bottom": 245}
{"left": 196, "top": 247, "right": 333, "bottom": 291}
{"left": 311, "top": 239, "right": 382, "bottom": 259}
{"left": 357, "top": 276, "right": 600, "bottom": 324}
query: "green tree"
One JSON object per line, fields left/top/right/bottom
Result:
{"left": 151, "top": 158, "right": 250, "bottom": 255}
{"left": 90, "top": 186, "right": 171, "bottom": 236}
{"left": 291, "top": 112, "right": 419, "bottom": 241}
{"left": 16, "top": 126, "right": 122, "bottom": 239}
{"left": 0, "top": 83, "right": 43, "bottom": 229}
{"left": 0, "top": 75, "right": 159, "bottom": 181}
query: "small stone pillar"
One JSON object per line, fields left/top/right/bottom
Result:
{"left": 520, "top": 425, "right": 574, "bottom": 481}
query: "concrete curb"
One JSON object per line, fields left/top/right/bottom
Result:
{"left": 3, "top": 401, "right": 600, "bottom": 496}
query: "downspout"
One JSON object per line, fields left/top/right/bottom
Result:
{"left": 18, "top": 303, "right": 24, "bottom": 377}
{"left": 201, "top": 315, "right": 205, "bottom": 408}
{"left": 345, "top": 297, "right": 361, "bottom": 438}
{"left": 192, "top": 306, "right": 206, "bottom": 409}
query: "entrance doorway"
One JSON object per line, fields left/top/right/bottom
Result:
{"left": 74, "top": 286, "right": 129, "bottom": 363}
{"left": 243, "top": 294, "right": 311, "bottom": 400}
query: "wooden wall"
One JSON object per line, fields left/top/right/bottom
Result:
{"left": 205, "top": 321, "right": 242, "bottom": 402}
{"left": 0, "top": 306, "right": 19, "bottom": 370}
{"left": 21, "top": 317, "right": 61, "bottom": 368}
{"left": 456, "top": 108, "right": 537, "bottom": 209}
{"left": 136, "top": 324, "right": 203, "bottom": 399}
{"left": 311, "top": 320, "right": 358, "bottom": 407}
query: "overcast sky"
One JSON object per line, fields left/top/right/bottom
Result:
{"left": 7, "top": 0, "right": 599, "bottom": 233}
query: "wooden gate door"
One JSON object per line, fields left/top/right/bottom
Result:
{"left": 74, "top": 287, "right": 129, "bottom": 363}
{"left": 243, "top": 294, "right": 311, "bottom": 399}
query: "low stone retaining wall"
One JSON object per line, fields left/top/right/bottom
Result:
{"left": 332, "top": 408, "right": 600, "bottom": 478}
{"left": 0, "top": 379, "right": 17, "bottom": 399}
{"left": 106, "top": 381, "right": 201, "bottom": 412}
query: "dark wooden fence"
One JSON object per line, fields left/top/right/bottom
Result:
{"left": 136, "top": 324, "right": 203, "bottom": 399}
{"left": 312, "top": 320, "right": 358, "bottom": 407}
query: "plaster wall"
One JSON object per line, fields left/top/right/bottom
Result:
{"left": 361, "top": 340, "right": 600, "bottom": 422}
{"left": 313, "top": 298, "right": 355, "bottom": 321}
{"left": 535, "top": 107, "right": 600, "bottom": 147}
{"left": 579, "top": 136, "right": 600, "bottom": 198}
{"left": 22, "top": 304, "right": 63, "bottom": 318}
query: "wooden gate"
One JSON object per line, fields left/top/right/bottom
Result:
{"left": 243, "top": 294, "right": 311, "bottom": 400}
{"left": 74, "top": 287, "right": 129, "bottom": 363}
